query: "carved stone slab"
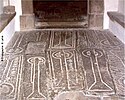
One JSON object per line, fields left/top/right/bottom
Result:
{"left": 0, "top": 29, "right": 124, "bottom": 100}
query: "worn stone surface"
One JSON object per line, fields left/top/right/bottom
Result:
{"left": 108, "top": 11, "right": 125, "bottom": 28}
{"left": 88, "top": 14, "right": 103, "bottom": 29}
{"left": 20, "top": 0, "right": 104, "bottom": 29}
{"left": 22, "top": 0, "right": 33, "bottom": 14}
{"left": 3, "top": 6, "right": 15, "bottom": 14}
{"left": 103, "top": 95, "right": 125, "bottom": 100}
{"left": 0, "top": 29, "right": 125, "bottom": 100}
{"left": 89, "top": 0, "right": 104, "bottom": 13}
{"left": 0, "top": 12, "right": 16, "bottom": 32}
{"left": 20, "top": 14, "right": 35, "bottom": 30}
{"left": 35, "top": 22, "right": 88, "bottom": 29}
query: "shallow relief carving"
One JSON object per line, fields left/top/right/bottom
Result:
{"left": 1, "top": 29, "right": 125, "bottom": 99}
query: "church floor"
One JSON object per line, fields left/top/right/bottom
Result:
{"left": 0, "top": 29, "right": 125, "bottom": 100}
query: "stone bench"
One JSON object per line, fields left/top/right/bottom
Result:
{"left": 0, "top": 6, "right": 16, "bottom": 32}
{"left": 0, "top": 13, "right": 16, "bottom": 32}
{"left": 108, "top": 11, "right": 125, "bottom": 44}
{"left": 108, "top": 12, "right": 125, "bottom": 28}
{"left": 0, "top": 6, "right": 16, "bottom": 56}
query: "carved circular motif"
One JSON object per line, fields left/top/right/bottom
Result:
{"left": 82, "top": 48, "right": 103, "bottom": 58}
{"left": 27, "top": 57, "right": 46, "bottom": 64}
{"left": 52, "top": 51, "right": 73, "bottom": 59}
{"left": 119, "top": 76, "right": 125, "bottom": 86}
{"left": 117, "top": 76, "right": 125, "bottom": 92}
{"left": 0, "top": 83, "right": 14, "bottom": 96}
{"left": 6, "top": 47, "right": 23, "bottom": 54}
{"left": 101, "top": 40, "right": 121, "bottom": 47}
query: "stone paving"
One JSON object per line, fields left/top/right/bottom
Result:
{"left": 0, "top": 29, "right": 125, "bottom": 100}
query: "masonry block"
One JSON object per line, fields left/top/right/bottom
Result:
{"left": 20, "top": 14, "right": 35, "bottom": 30}
{"left": 3, "top": 6, "right": 15, "bottom": 14}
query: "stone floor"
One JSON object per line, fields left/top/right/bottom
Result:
{"left": 0, "top": 29, "right": 125, "bottom": 100}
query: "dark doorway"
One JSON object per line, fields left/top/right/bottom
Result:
{"left": 33, "top": 0, "right": 88, "bottom": 28}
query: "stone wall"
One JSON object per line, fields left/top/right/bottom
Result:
{"left": 88, "top": 0, "right": 104, "bottom": 29}
{"left": 0, "top": 0, "right": 3, "bottom": 14}
{"left": 118, "top": 0, "right": 125, "bottom": 14}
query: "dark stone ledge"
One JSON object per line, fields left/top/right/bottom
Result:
{"left": 107, "top": 11, "right": 125, "bottom": 28}
{"left": 0, "top": 12, "right": 16, "bottom": 33}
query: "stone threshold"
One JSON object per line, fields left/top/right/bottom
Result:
{"left": 107, "top": 11, "right": 125, "bottom": 28}
{"left": 35, "top": 21, "right": 88, "bottom": 28}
